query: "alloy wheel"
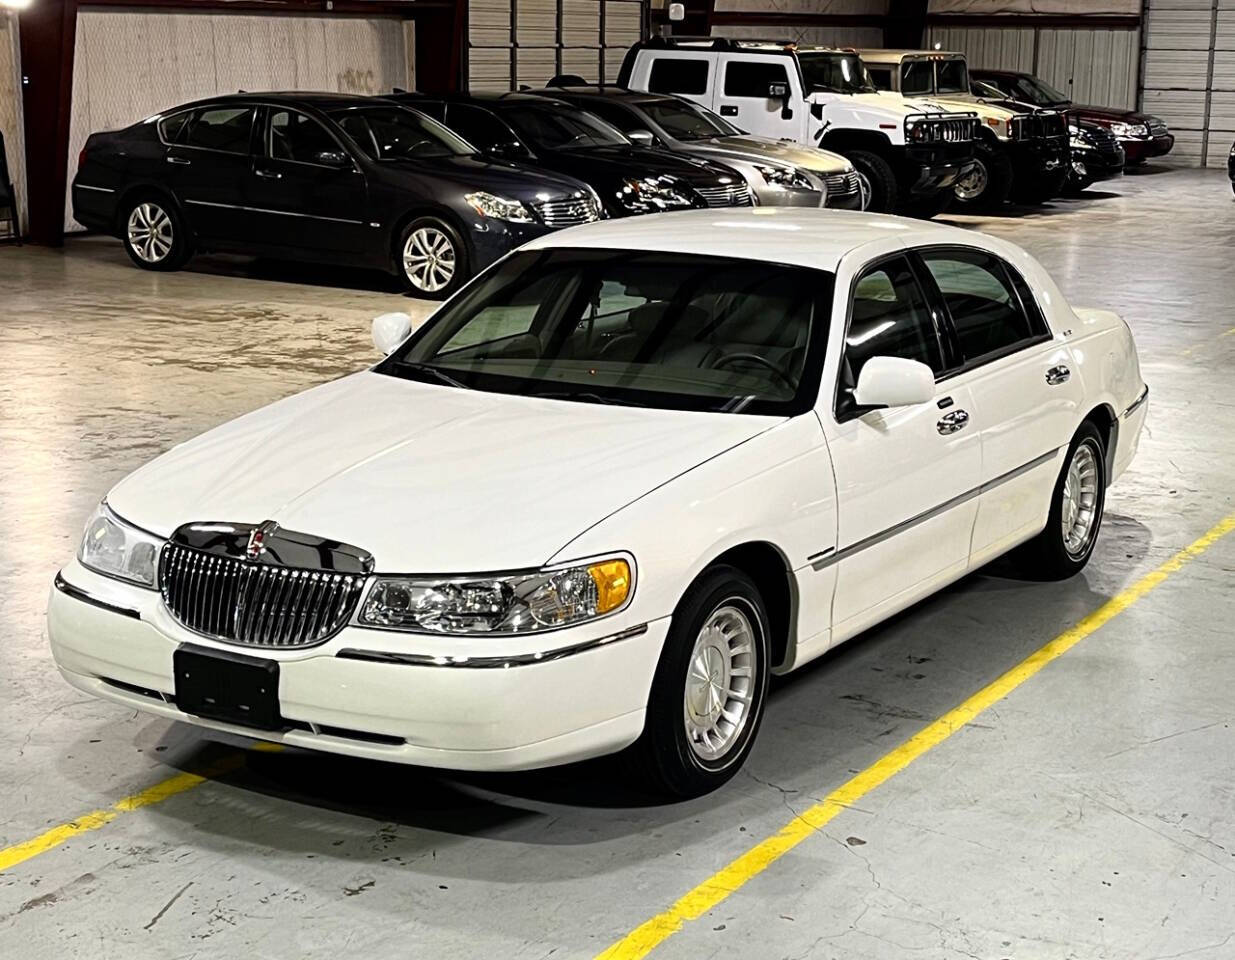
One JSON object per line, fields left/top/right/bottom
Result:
{"left": 403, "top": 227, "right": 456, "bottom": 294}
{"left": 1061, "top": 442, "right": 1100, "bottom": 557}
{"left": 683, "top": 601, "right": 757, "bottom": 763}
{"left": 127, "top": 203, "right": 174, "bottom": 264}
{"left": 955, "top": 158, "right": 990, "bottom": 202}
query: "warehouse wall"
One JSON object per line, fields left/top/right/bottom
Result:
{"left": 66, "top": 10, "right": 411, "bottom": 230}
{"left": 0, "top": 13, "right": 25, "bottom": 236}
{"left": 926, "top": 22, "right": 1140, "bottom": 110}
{"left": 712, "top": 0, "right": 886, "bottom": 47}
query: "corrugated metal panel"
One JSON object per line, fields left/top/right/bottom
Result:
{"left": 67, "top": 11, "right": 409, "bottom": 229}
{"left": 1143, "top": 0, "right": 1219, "bottom": 164}
{"left": 469, "top": 47, "right": 513, "bottom": 90}
{"left": 1037, "top": 27, "right": 1139, "bottom": 109}
{"left": 517, "top": 0, "right": 557, "bottom": 48}
{"left": 1143, "top": 47, "right": 1209, "bottom": 88}
{"left": 924, "top": 25, "right": 1035, "bottom": 71}
{"left": 562, "top": 47, "right": 601, "bottom": 83}
{"left": 562, "top": 0, "right": 601, "bottom": 47}
{"left": 1145, "top": 8, "right": 1213, "bottom": 50}
{"left": 1, "top": 14, "right": 28, "bottom": 233}
{"left": 470, "top": 0, "right": 512, "bottom": 46}
{"left": 605, "top": 1, "right": 643, "bottom": 47}
{"left": 517, "top": 46, "right": 557, "bottom": 87}
{"left": 714, "top": 24, "right": 883, "bottom": 46}
{"left": 1143, "top": 87, "right": 1208, "bottom": 125}
{"left": 1167, "top": 127, "right": 1206, "bottom": 162}
{"left": 1212, "top": 48, "right": 1235, "bottom": 87}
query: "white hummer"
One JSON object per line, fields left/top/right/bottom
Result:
{"left": 617, "top": 36, "right": 978, "bottom": 217}
{"left": 859, "top": 49, "right": 1070, "bottom": 208}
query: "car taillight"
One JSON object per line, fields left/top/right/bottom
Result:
{"left": 78, "top": 146, "right": 88, "bottom": 169}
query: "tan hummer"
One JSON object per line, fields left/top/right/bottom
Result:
{"left": 859, "top": 49, "right": 1069, "bottom": 208}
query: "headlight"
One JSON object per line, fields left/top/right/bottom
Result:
{"left": 1110, "top": 122, "right": 1148, "bottom": 139}
{"left": 464, "top": 191, "right": 534, "bottom": 223}
{"left": 756, "top": 164, "right": 813, "bottom": 191}
{"left": 617, "top": 177, "right": 693, "bottom": 213}
{"left": 78, "top": 502, "right": 162, "bottom": 588}
{"left": 359, "top": 557, "right": 633, "bottom": 634}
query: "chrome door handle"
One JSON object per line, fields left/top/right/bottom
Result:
{"left": 1046, "top": 364, "right": 1071, "bottom": 385}
{"left": 937, "top": 409, "right": 970, "bottom": 435}
{"left": 254, "top": 168, "right": 282, "bottom": 180}
{"left": 166, "top": 156, "right": 191, "bottom": 166}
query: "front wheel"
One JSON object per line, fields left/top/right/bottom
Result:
{"left": 633, "top": 565, "right": 771, "bottom": 797}
{"left": 1014, "top": 422, "right": 1107, "bottom": 580}
{"left": 953, "top": 143, "right": 1013, "bottom": 210}
{"left": 848, "top": 150, "right": 899, "bottom": 214}
{"left": 396, "top": 217, "right": 469, "bottom": 299}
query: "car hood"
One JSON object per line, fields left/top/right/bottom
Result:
{"left": 1069, "top": 105, "right": 1154, "bottom": 125}
{"left": 840, "top": 91, "right": 955, "bottom": 117}
{"left": 689, "top": 136, "right": 851, "bottom": 175}
{"left": 377, "top": 154, "right": 593, "bottom": 199}
{"left": 107, "top": 372, "right": 780, "bottom": 572}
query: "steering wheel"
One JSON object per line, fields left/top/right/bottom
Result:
{"left": 710, "top": 352, "right": 796, "bottom": 392}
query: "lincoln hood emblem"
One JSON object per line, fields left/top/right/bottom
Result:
{"left": 246, "top": 520, "right": 280, "bottom": 560}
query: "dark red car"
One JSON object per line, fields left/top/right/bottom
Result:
{"left": 972, "top": 70, "right": 1173, "bottom": 165}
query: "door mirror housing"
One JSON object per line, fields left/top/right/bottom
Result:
{"left": 627, "top": 128, "right": 655, "bottom": 146}
{"left": 372, "top": 312, "right": 413, "bottom": 356}
{"left": 767, "top": 82, "right": 793, "bottom": 120}
{"left": 488, "top": 141, "right": 531, "bottom": 160}
{"left": 852, "top": 356, "right": 935, "bottom": 409}
{"left": 314, "top": 149, "right": 352, "bottom": 169}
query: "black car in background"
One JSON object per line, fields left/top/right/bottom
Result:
{"left": 1065, "top": 120, "right": 1125, "bottom": 193}
{"left": 72, "top": 93, "right": 601, "bottom": 298}
{"left": 388, "top": 92, "right": 756, "bottom": 217}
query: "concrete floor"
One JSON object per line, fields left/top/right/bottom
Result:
{"left": 1, "top": 166, "right": 1233, "bottom": 959}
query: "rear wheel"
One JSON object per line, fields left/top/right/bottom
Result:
{"left": 848, "top": 150, "right": 899, "bottom": 214}
{"left": 396, "top": 217, "right": 468, "bottom": 299}
{"left": 1014, "top": 422, "right": 1106, "bottom": 580}
{"left": 953, "top": 142, "right": 1013, "bottom": 210}
{"left": 632, "top": 565, "right": 771, "bottom": 797}
{"left": 121, "top": 196, "right": 191, "bottom": 271}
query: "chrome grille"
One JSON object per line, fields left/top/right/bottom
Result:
{"left": 1084, "top": 123, "right": 1123, "bottom": 158}
{"left": 160, "top": 543, "right": 365, "bottom": 648}
{"left": 823, "top": 171, "right": 861, "bottom": 199}
{"left": 534, "top": 194, "right": 602, "bottom": 228}
{"left": 1147, "top": 118, "right": 1168, "bottom": 137}
{"left": 696, "top": 182, "right": 753, "bottom": 207}
{"left": 908, "top": 115, "right": 976, "bottom": 144}
{"left": 1011, "top": 111, "right": 1068, "bottom": 141}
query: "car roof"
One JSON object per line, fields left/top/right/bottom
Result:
{"left": 398, "top": 91, "right": 559, "bottom": 106}
{"left": 859, "top": 49, "right": 964, "bottom": 61}
{"left": 519, "top": 208, "right": 984, "bottom": 272}
{"left": 543, "top": 86, "right": 669, "bottom": 105}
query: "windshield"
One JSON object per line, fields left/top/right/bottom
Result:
{"left": 1013, "top": 75, "right": 1070, "bottom": 107}
{"left": 380, "top": 249, "right": 832, "bottom": 415}
{"left": 901, "top": 58, "right": 968, "bottom": 96}
{"left": 498, "top": 104, "right": 629, "bottom": 150}
{"left": 936, "top": 58, "right": 969, "bottom": 94}
{"left": 334, "top": 107, "right": 473, "bottom": 160}
{"left": 641, "top": 99, "right": 740, "bottom": 140}
{"left": 798, "top": 52, "right": 876, "bottom": 94}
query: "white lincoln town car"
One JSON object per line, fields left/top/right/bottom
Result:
{"left": 48, "top": 209, "right": 1148, "bottom": 796}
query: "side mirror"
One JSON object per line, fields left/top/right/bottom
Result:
{"left": 767, "top": 82, "right": 793, "bottom": 120}
{"left": 372, "top": 312, "right": 412, "bottom": 355}
{"left": 853, "top": 356, "right": 935, "bottom": 409}
{"left": 314, "top": 149, "right": 352, "bottom": 169}
{"left": 489, "top": 141, "right": 530, "bottom": 160}
{"left": 627, "top": 128, "right": 655, "bottom": 146}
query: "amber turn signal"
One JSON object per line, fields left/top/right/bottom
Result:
{"left": 588, "top": 559, "right": 631, "bottom": 613}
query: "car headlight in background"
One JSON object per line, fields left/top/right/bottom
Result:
{"left": 756, "top": 164, "right": 814, "bottom": 191}
{"left": 1109, "top": 122, "right": 1149, "bottom": 139}
{"left": 617, "top": 176, "right": 694, "bottom": 213}
{"left": 464, "top": 191, "right": 535, "bottom": 223}
{"left": 78, "top": 502, "right": 162, "bottom": 588}
{"left": 359, "top": 557, "right": 633, "bottom": 634}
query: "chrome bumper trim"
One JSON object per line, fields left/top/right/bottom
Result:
{"left": 337, "top": 624, "right": 650, "bottom": 669}
{"left": 54, "top": 571, "right": 141, "bottom": 620}
{"left": 1122, "top": 385, "right": 1149, "bottom": 418}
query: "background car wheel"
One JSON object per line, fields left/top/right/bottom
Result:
{"left": 632, "top": 564, "right": 771, "bottom": 798}
{"left": 953, "top": 142, "right": 1013, "bottom": 210}
{"left": 397, "top": 217, "right": 469, "bottom": 300}
{"left": 900, "top": 190, "right": 953, "bottom": 220}
{"left": 1014, "top": 421, "right": 1107, "bottom": 580}
{"left": 848, "top": 150, "right": 899, "bottom": 214}
{"left": 121, "top": 196, "right": 191, "bottom": 271}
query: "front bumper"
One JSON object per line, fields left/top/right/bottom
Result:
{"left": 1070, "top": 143, "right": 1125, "bottom": 182}
{"left": 900, "top": 142, "right": 975, "bottom": 196}
{"left": 751, "top": 186, "right": 825, "bottom": 208}
{"left": 1008, "top": 137, "right": 1069, "bottom": 183}
{"left": 466, "top": 219, "right": 556, "bottom": 274}
{"left": 48, "top": 560, "right": 666, "bottom": 771}
{"left": 1121, "top": 135, "right": 1174, "bottom": 164}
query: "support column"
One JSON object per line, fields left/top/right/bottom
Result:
{"left": 18, "top": 0, "right": 77, "bottom": 245}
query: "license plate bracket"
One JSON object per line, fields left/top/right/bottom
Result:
{"left": 174, "top": 644, "right": 283, "bottom": 731}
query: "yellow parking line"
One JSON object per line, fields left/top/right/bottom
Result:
{"left": 0, "top": 750, "right": 257, "bottom": 873}
{"left": 595, "top": 513, "right": 1235, "bottom": 960}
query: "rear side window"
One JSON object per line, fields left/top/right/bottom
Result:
{"left": 158, "top": 112, "right": 192, "bottom": 144}
{"left": 724, "top": 61, "right": 790, "bottom": 99}
{"left": 446, "top": 104, "right": 518, "bottom": 151}
{"left": 919, "top": 249, "right": 1039, "bottom": 362}
{"left": 577, "top": 99, "right": 640, "bottom": 135}
{"left": 867, "top": 67, "right": 893, "bottom": 90}
{"left": 648, "top": 57, "right": 710, "bottom": 96}
{"left": 182, "top": 107, "right": 255, "bottom": 154}
{"left": 844, "top": 256, "right": 944, "bottom": 390}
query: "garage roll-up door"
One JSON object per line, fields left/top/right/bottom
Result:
{"left": 1142, "top": 0, "right": 1214, "bottom": 164}
{"left": 468, "top": 0, "right": 646, "bottom": 91}
{"left": 66, "top": 10, "right": 412, "bottom": 230}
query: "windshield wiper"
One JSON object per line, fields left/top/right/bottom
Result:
{"left": 393, "top": 361, "right": 469, "bottom": 390}
{"left": 529, "top": 389, "right": 649, "bottom": 408}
